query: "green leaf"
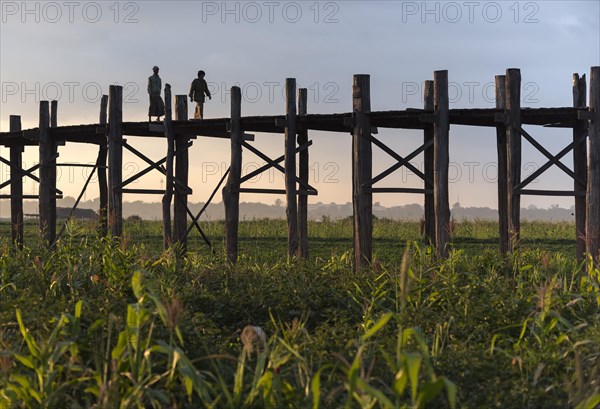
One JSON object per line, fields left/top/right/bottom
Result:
{"left": 12, "top": 353, "right": 35, "bottom": 369}
{"left": 348, "top": 346, "right": 364, "bottom": 391}
{"left": 132, "top": 270, "right": 143, "bottom": 300}
{"left": 233, "top": 351, "right": 246, "bottom": 406}
{"left": 393, "top": 368, "right": 408, "bottom": 397}
{"left": 416, "top": 378, "right": 444, "bottom": 408}
{"left": 74, "top": 300, "right": 82, "bottom": 320}
{"left": 149, "top": 293, "right": 168, "bottom": 329}
{"left": 517, "top": 318, "right": 530, "bottom": 344}
{"left": 356, "top": 378, "right": 394, "bottom": 408}
{"left": 311, "top": 367, "right": 325, "bottom": 409}
{"left": 15, "top": 309, "right": 40, "bottom": 359}
{"left": 111, "top": 331, "right": 128, "bottom": 360}
{"left": 361, "top": 312, "right": 393, "bottom": 342}
{"left": 443, "top": 378, "right": 457, "bottom": 409}
{"left": 575, "top": 393, "right": 600, "bottom": 409}
{"left": 404, "top": 352, "right": 422, "bottom": 404}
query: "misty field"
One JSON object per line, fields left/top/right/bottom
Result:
{"left": 0, "top": 219, "right": 599, "bottom": 408}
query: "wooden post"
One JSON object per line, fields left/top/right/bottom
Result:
{"left": 285, "top": 78, "right": 299, "bottom": 258}
{"left": 587, "top": 66, "right": 600, "bottom": 264}
{"left": 506, "top": 69, "right": 522, "bottom": 250}
{"left": 174, "top": 95, "right": 189, "bottom": 252}
{"left": 39, "top": 101, "right": 57, "bottom": 246}
{"left": 352, "top": 74, "right": 373, "bottom": 271}
{"left": 573, "top": 74, "right": 588, "bottom": 262}
{"left": 98, "top": 95, "right": 108, "bottom": 236}
{"left": 9, "top": 116, "right": 23, "bottom": 249}
{"left": 495, "top": 75, "right": 509, "bottom": 254}
{"left": 433, "top": 70, "right": 450, "bottom": 258}
{"left": 50, "top": 100, "right": 58, "bottom": 128}
{"left": 108, "top": 85, "right": 123, "bottom": 237}
{"left": 423, "top": 80, "right": 435, "bottom": 244}
{"left": 223, "top": 86, "right": 242, "bottom": 263}
{"left": 162, "top": 84, "right": 174, "bottom": 249}
{"left": 297, "top": 88, "right": 309, "bottom": 259}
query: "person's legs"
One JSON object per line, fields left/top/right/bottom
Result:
{"left": 194, "top": 103, "right": 201, "bottom": 119}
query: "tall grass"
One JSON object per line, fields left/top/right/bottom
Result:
{"left": 0, "top": 219, "right": 598, "bottom": 408}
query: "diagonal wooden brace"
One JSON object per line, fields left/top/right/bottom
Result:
{"left": 518, "top": 127, "right": 584, "bottom": 186}
{"left": 237, "top": 140, "right": 313, "bottom": 185}
{"left": 363, "top": 133, "right": 432, "bottom": 187}
{"left": 117, "top": 140, "right": 193, "bottom": 193}
{"left": 0, "top": 153, "right": 62, "bottom": 194}
{"left": 516, "top": 130, "right": 588, "bottom": 190}
{"left": 240, "top": 140, "right": 316, "bottom": 192}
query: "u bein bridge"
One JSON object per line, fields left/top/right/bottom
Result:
{"left": 1, "top": 67, "right": 599, "bottom": 272}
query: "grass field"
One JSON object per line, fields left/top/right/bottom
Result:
{"left": 0, "top": 219, "right": 599, "bottom": 408}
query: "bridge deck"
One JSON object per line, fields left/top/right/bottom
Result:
{"left": 0, "top": 107, "right": 582, "bottom": 147}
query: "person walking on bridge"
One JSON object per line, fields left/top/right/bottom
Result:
{"left": 189, "top": 70, "right": 211, "bottom": 119}
{"left": 147, "top": 66, "right": 165, "bottom": 122}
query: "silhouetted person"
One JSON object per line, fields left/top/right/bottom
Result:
{"left": 189, "top": 70, "right": 211, "bottom": 119}
{"left": 148, "top": 66, "right": 165, "bottom": 122}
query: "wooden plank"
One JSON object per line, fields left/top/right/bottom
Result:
{"left": 56, "top": 163, "right": 103, "bottom": 168}
{"left": 236, "top": 188, "right": 317, "bottom": 195}
{"left": 39, "top": 101, "right": 57, "bottom": 247}
{"left": 573, "top": 73, "right": 588, "bottom": 261}
{"left": 9, "top": 115, "right": 23, "bottom": 249}
{"left": 587, "top": 66, "right": 600, "bottom": 264}
{"left": 0, "top": 107, "right": 584, "bottom": 144}
{"left": 122, "top": 188, "right": 165, "bottom": 195}
{"left": 297, "top": 88, "right": 309, "bottom": 259}
{"left": 174, "top": 95, "right": 189, "bottom": 252}
{"left": 495, "top": 75, "right": 509, "bottom": 254}
{"left": 50, "top": 100, "right": 58, "bottom": 128}
{"left": 108, "top": 86, "right": 123, "bottom": 237}
{"left": 0, "top": 106, "right": 583, "bottom": 142}
{"left": 424, "top": 80, "right": 435, "bottom": 244}
{"left": 285, "top": 78, "right": 299, "bottom": 259}
{"left": 223, "top": 87, "right": 242, "bottom": 264}
{"left": 369, "top": 187, "right": 433, "bottom": 194}
{"left": 98, "top": 95, "right": 109, "bottom": 236}
{"left": 434, "top": 70, "right": 450, "bottom": 258}
{"left": 162, "top": 84, "right": 174, "bottom": 249}
{"left": 352, "top": 74, "right": 373, "bottom": 271}
{"left": 520, "top": 189, "right": 585, "bottom": 197}
{"left": 506, "top": 69, "right": 522, "bottom": 251}
{"left": 1, "top": 195, "right": 63, "bottom": 199}
{"left": 237, "top": 188, "right": 285, "bottom": 195}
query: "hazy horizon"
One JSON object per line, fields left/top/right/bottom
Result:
{"left": 0, "top": 196, "right": 581, "bottom": 222}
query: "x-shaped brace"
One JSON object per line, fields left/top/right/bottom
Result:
{"left": 0, "top": 153, "right": 62, "bottom": 194}
{"left": 362, "top": 134, "right": 433, "bottom": 188}
{"left": 515, "top": 127, "right": 587, "bottom": 190}
{"left": 237, "top": 140, "right": 317, "bottom": 193}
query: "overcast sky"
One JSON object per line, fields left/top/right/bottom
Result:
{"left": 1, "top": 0, "right": 599, "bottom": 210}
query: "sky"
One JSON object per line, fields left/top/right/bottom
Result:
{"left": 1, "top": 0, "right": 599, "bottom": 211}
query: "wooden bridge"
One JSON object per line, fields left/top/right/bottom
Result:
{"left": 1, "top": 67, "right": 599, "bottom": 271}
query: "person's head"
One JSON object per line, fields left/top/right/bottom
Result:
{"left": 153, "top": 66, "right": 159, "bottom": 74}
{"left": 198, "top": 70, "right": 205, "bottom": 78}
